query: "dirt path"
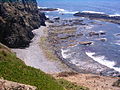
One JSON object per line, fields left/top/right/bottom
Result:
{"left": 54, "top": 73, "right": 120, "bottom": 90}
{"left": 12, "top": 23, "right": 71, "bottom": 74}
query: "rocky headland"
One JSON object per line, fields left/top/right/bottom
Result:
{"left": 0, "top": 1, "right": 46, "bottom": 48}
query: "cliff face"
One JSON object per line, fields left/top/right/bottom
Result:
{"left": 0, "top": 1, "right": 46, "bottom": 48}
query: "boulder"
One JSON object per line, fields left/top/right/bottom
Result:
{"left": 99, "top": 31, "right": 106, "bottom": 35}
{"left": 79, "top": 41, "right": 93, "bottom": 45}
{"left": 99, "top": 38, "right": 107, "bottom": 42}
{"left": 89, "top": 32, "right": 99, "bottom": 36}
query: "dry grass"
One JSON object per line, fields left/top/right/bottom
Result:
{"left": 50, "top": 27, "right": 77, "bottom": 34}
{"left": 40, "top": 36, "right": 59, "bottom": 61}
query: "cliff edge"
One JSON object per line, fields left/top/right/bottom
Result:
{"left": 0, "top": 1, "right": 46, "bottom": 48}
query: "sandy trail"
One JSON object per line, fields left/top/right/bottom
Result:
{"left": 12, "top": 23, "right": 70, "bottom": 74}
{"left": 54, "top": 73, "right": 120, "bottom": 90}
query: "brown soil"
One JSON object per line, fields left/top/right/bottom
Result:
{"left": 53, "top": 72, "right": 120, "bottom": 90}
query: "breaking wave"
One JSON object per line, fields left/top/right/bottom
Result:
{"left": 86, "top": 52, "right": 120, "bottom": 72}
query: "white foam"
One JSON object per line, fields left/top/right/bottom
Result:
{"left": 70, "top": 59, "right": 80, "bottom": 66}
{"left": 109, "top": 13, "right": 120, "bottom": 17}
{"left": 46, "top": 15, "right": 49, "bottom": 18}
{"left": 57, "top": 8, "right": 78, "bottom": 14}
{"left": 61, "top": 49, "right": 70, "bottom": 59}
{"left": 86, "top": 52, "right": 120, "bottom": 72}
{"left": 115, "top": 40, "right": 120, "bottom": 45}
{"left": 38, "top": 6, "right": 48, "bottom": 9}
{"left": 85, "top": 25, "right": 94, "bottom": 29}
{"left": 57, "top": 8, "right": 66, "bottom": 12}
{"left": 82, "top": 11, "right": 105, "bottom": 14}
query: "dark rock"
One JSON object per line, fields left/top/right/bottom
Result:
{"left": 54, "top": 17, "right": 60, "bottom": 21}
{"left": 99, "top": 31, "right": 106, "bottom": 35}
{"left": 79, "top": 41, "right": 93, "bottom": 45}
{"left": 99, "top": 38, "right": 107, "bottom": 42}
{"left": 100, "top": 69, "right": 120, "bottom": 77}
{"left": 74, "top": 12, "right": 120, "bottom": 25}
{"left": 0, "top": 2, "right": 46, "bottom": 48}
{"left": 89, "top": 32, "right": 99, "bottom": 37}
{"left": 38, "top": 8, "right": 58, "bottom": 11}
{"left": 116, "top": 33, "right": 120, "bottom": 36}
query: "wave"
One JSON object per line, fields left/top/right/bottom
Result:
{"left": 81, "top": 10, "right": 120, "bottom": 17}
{"left": 38, "top": 6, "right": 48, "bottom": 9}
{"left": 114, "top": 40, "right": 120, "bottom": 46}
{"left": 61, "top": 49, "right": 70, "bottom": 59}
{"left": 82, "top": 11, "right": 105, "bottom": 14}
{"left": 86, "top": 52, "right": 120, "bottom": 72}
{"left": 57, "top": 8, "right": 78, "bottom": 14}
{"left": 109, "top": 13, "right": 120, "bottom": 17}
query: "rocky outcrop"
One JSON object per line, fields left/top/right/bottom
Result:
{"left": 0, "top": 1, "right": 46, "bottom": 48}
{"left": 0, "top": 79, "right": 36, "bottom": 90}
{"left": 74, "top": 12, "right": 120, "bottom": 24}
{"left": 38, "top": 8, "right": 58, "bottom": 11}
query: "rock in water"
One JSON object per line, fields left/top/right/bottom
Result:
{"left": 0, "top": 1, "right": 46, "bottom": 48}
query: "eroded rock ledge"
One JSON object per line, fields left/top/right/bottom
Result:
{"left": 74, "top": 12, "right": 120, "bottom": 24}
{"left": 0, "top": 1, "right": 46, "bottom": 48}
{"left": 0, "top": 79, "right": 36, "bottom": 90}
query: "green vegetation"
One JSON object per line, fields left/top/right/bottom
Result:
{"left": 0, "top": 43, "right": 88, "bottom": 90}
{"left": 57, "top": 79, "right": 89, "bottom": 90}
{"left": 0, "top": 44, "right": 64, "bottom": 90}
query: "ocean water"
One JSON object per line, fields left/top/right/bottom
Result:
{"left": 38, "top": 0, "right": 120, "bottom": 17}
{"left": 37, "top": 0, "right": 120, "bottom": 72}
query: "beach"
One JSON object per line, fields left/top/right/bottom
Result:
{"left": 12, "top": 22, "right": 71, "bottom": 74}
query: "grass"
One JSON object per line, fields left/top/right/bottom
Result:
{"left": 57, "top": 79, "right": 89, "bottom": 90}
{"left": 0, "top": 43, "right": 89, "bottom": 90}
{"left": 0, "top": 44, "right": 64, "bottom": 90}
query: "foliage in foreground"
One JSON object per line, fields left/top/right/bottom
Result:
{"left": 0, "top": 44, "right": 64, "bottom": 90}
{"left": 0, "top": 44, "right": 88, "bottom": 90}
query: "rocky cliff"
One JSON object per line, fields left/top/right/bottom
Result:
{"left": 0, "top": 1, "right": 46, "bottom": 48}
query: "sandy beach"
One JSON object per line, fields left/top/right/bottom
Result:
{"left": 12, "top": 23, "right": 71, "bottom": 74}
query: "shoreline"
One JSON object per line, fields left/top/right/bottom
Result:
{"left": 46, "top": 18, "right": 120, "bottom": 77}
{"left": 11, "top": 17, "right": 120, "bottom": 90}
{"left": 12, "top": 22, "right": 72, "bottom": 74}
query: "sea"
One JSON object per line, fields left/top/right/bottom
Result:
{"left": 37, "top": 0, "right": 120, "bottom": 73}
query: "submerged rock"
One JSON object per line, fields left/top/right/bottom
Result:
{"left": 99, "top": 38, "right": 107, "bottom": 42}
{"left": 89, "top": 32, "right": 99, "bottom": 36}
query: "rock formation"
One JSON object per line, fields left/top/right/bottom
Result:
{"left": 0, "top": 1, "right": 46, "bottom": 48}
{"left": 74, "top": 12, "right": 120, "bottom": 25}
{"left": 0, "top": 79, "right": 36, "bottom": 90}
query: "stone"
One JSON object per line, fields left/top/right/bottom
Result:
{"left": 0, "top": 2, "right": 46, "bottom": 48}
{"left": 79, "top": 41, "right": 93, "bottom": 45}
